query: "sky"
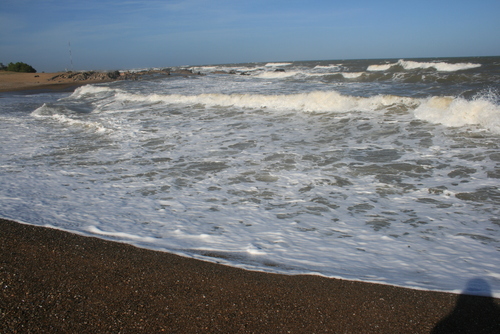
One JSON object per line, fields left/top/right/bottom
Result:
{"left": 1, "top": 0, "right": 499, "bottom": 72}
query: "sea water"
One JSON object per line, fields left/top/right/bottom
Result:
{"left": 1, "top": 57, "right": 499, "bottom": 297}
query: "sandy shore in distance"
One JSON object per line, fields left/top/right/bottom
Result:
{"left": 0, "top": 68, "right": 199, "bottom": 93}
{"left": 1, "top": 218, "right": 499, "bottom": 333}
{"left": 0, "top": 71, "right": 116, "bottom": 92}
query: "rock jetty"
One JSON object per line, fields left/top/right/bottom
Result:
{"left": 49, "top": 71, "right": 122, "bottom": 82}
{"left": 47, "top": 68, "right": 202, "bottom": 84}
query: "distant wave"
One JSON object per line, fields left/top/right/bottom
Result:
{"left": 341, "top": 72, "right": 364, "bottom": 79}
{"left": 368, "top": 59, "right": 481, "bottom": 72}
{"left": 254, "top": 71, "right": 300, "bottom": 79}
{"left": 366, "top": 63, "right": 394, "bottom": 71}
{"left": 313, "top": 64, "right": 341, "bottom": 71}
{"left": 265, "top": 62, "right": 292, "bottom": 67}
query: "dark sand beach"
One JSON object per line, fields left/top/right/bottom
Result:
{"left": 1, "top": 218, "right": 499, "bottom": 333}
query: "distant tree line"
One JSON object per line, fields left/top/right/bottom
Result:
{"left": 0, "top": 62, "right": 37, "bottom": 73}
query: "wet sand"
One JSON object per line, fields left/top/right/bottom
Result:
{"left": 1, "top": 218, "right": 499, "bottom": 333}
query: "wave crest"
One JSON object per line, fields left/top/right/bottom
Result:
{"left": 59, "top": 81, "right": 499, "bottom": 134}
{"left": 265, "top": 62, "right": 292, "bottom": 67}
{"left": 114, "top": 90, "right": 418, "bottom": 114}
{"left": 368, "top": 59, "right": 481, "bottom": 72}
{"left": 31, "top": 103, "right": 108, "bottom": 133}
{"left": 69, "top": 84, "right": 116, "bottom": 98}
{"left": 414, "top": 94, "right": 500, "bottom": 133}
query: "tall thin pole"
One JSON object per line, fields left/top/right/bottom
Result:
{"left": 68, "top": 41, "right": 74, "bottom": 71}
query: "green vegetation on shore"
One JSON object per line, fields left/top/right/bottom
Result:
{"left": 1, "top": 62, "right": 37, "bottom": 73}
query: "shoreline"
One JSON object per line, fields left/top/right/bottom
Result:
{"left": 1, "top": 218, "right": 499, "bottom": 333}
{"left": 0, "top": 71, "right": 118, "bottom": 93}
{"left": 0, "top": 69, "right": 199, "bottom": 93}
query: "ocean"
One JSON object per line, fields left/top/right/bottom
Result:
{"left": 1, "top": 56, "right": 499, "bottom": 297}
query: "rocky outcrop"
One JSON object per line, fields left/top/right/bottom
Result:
{"left": 47, "top": 68, "right": 204, "bottom": 83}
{"left": 49, "top": 71, "right": 121, "bottom": 82}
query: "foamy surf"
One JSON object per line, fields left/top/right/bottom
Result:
{"left": 32, "top": 103, "right": 108, "bottom": 133}
{"left": 1, "top": 56, "right": 499, "bottom": 297}
{"left": 368, "top": 59, "right": 481, "bottom": 72}
{"left": 111, "top": 90, "right": 418, "bottom": 113}
{"left": 414, "top": 95, "right": 500, "bottom": 133}
{"left": 265, "top": 62, "right": 293, "bottom": 67}
{"left": 66, "top": 85, "right": 500, "bottom": 134}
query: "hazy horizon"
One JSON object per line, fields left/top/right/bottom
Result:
{"left": 2, "top": 0, "right": 500, "bottom": 73}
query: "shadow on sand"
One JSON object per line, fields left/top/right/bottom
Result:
{"left": 432, "top": 278, "right": 500, "bottom": 333}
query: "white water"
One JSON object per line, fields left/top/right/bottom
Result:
{"left": 367, "top": 59, "right": 481, "bottom": 72}
{"left": 1, "top": 59, "right": 499, "bottom": 297}
{"left": 39, "top": 84, "right": 500, "bottom": 133}
{"left": 415, "top": 96, "right": 500, "bottom": 132}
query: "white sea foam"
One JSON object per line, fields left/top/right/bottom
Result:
{"left": 187, "top": 66, "right": 220, "bottom": 74}
{"left": 341, "top": 72, "right": 364, "bottom": 79}
{"left": 2, "top": 57, "right": 499, "bottom": 298}
{"left": 87, "top": 225, "right": 159, "bottom": 242}
{"left": 122, "top": 67, "right": 164, "bottom": 73}
{"left": 50, "top": 114, "right": 108, "bottom": 133}
{"left": 368, "top": 59, "right": 481, "bottom": 72}
{"left": 367, "top": 63, "right": 395, "bottom": 71}
{"left": 414, "top": 96, "right": 500, "bottom": 133}
{"left": 314, "top": 64, "right": 341, "bottom": 70}
{"left": 400, "top": 60, "right": 481, "bottom": 72}
{"left": 253, "top": 71, "right": 299, "bottom": 79}
{"left": 69, "top": 85, "right": 117, "bottom": 99}
{"left": 265, "top": 62, "right": 292, "bottom": 67}
{"left": 31, "top": 103, "right": 108, "bottom": 132}
{"left": 113, "top": 90, "right": 418, "bottom": 113}
{"left": 303, "top": 72, "right": 334, "bottom": 77}
{"left": 67, "top": 86, "right": 500, "bottom": 134}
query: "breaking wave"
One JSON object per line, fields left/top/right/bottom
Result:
{"left": 254, "top": 71, "right": 300, "bottom": 79}
{"left": 31, "top": 103, "right": 108, "bottom": 133}
{"left": 313, "top": 64, "right": 341, "bottom": 70}
{"left": 64, "top": 85, "right": 500, "bottom": 134}
{"left": 265, "top": 62, "right": 292, "bottom": 67}
{"left": 414, "top": 93, "right": 500, "bottom": 133}
{"left": 368, "top": 59, "right": 481, "bottom": 72}
{"left": 114, "top": 90, "right": 418, "bottom": 113}
{"left": 7, "top": 56, "right": 500, "bottom": 297}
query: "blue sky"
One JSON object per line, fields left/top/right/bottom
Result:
{"left": 1, "top": 0, "right": 499, "bottom": 72}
